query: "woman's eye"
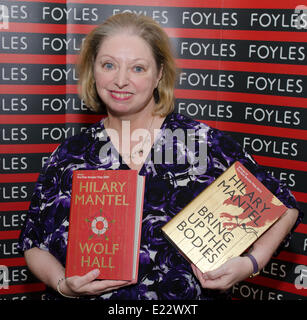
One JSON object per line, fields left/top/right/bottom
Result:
{"left": 133, "top": 65, "right": 144, "bottom": 73}
{"left": 103, "top": 62, "right": 114, "bottom": 70}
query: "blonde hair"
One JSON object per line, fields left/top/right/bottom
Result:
{"left": 77, "top": 13, "right": 177, "bottom": 116}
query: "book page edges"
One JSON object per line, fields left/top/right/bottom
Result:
{"left": 132, "top": 175, "right": 145, "bottom": 281}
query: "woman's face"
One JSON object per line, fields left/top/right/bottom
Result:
{"left": 94, "top": 32, "right": 162, "bottom": 117}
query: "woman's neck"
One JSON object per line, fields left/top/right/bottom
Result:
{"left": 104, "top": 108, "right": 166, "bottom": 172}
{"left": 105, "top": 106, "right": 155, "bottom": 133}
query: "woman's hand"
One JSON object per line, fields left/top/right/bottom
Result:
{"left": 60, "top": 269, "right": 135, "bottom": 297}
{"left": 191, "top": 256, "right": 254, "bottom": 291}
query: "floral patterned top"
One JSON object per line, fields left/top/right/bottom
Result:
{"left": 18, "top": 112, "right": 303, "bottom": 300}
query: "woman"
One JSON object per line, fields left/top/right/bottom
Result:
{"left": 18, "top": 13, "right": 302, "bottom": 300}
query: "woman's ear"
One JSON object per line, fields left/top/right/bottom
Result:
{"left": 156, "top": 64, "right": 163, "bottom": 86}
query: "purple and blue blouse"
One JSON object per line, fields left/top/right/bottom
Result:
{"left": 18, "top": 112, "right": 303, "bottom": 300}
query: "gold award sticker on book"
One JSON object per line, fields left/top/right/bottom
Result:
{"left": 161, "top": 161, "right": 287, "bottom": 273}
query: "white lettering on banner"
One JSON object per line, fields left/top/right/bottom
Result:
{"left": 42, "top": 6, "right": 98, "bottom": 22}
{"left": 243, "top": 137, "right": 298, "bottom": 157}
{"left": 0, "top": 67, "right": 28, "bottom": 81}
{"left": 246, "top": 76, "right": 303, "bottom": 94}
{"left": 180, "top": 42, "right": 237, "bottom": 58}
{"left": 178, "top": 102, "right": 233, "bottom": 119}
{"left": 266, "top": 170, "right": 296, "bottom": 188}
{"left": 0, "top": 35, "right": 28, "bottom": 50}
{"left": 179, "top": 72, "right": 235, "bottom": 88}
{"left": 42, "top": 37, "right": 83, "bottom": 52}
{"left": 262, "top": 262, "right": 287, "bottom": 278}
{"left": 11, "top": 268, "right": 28, "bottom": 283}
{"left": 1, "top": 128, "right": 28, "bottom": 141}
{"left": 244, "top": 107, "right": 301, "bottom": 126}
{"left": 0, "top": 156, "right": 28, "bottom": 171}
{"left": 41, "top": 127, "right": 88, "bottom": 141}
{"left": 232, "top": 283, "right": 284, "bottom": 300}
{"left": 248, "top": 44, "right": 305, "bottom": 61}
{"left": 0, "top": 154, "right": 48, "bottom": 172}
{"left": 41, "top": 97, "right": 87, "bottom": 112}
{"left": 42, "top": 156, "right": 49, "bottom": 168}
{"left": 6, "top": 4, "right": 28, "bottom": 20}
{"left": 0, "top": 242, "right": 19, "bottom": 256}
{"left": 249, "top": 12, "right": 302, "bottom": 28}
{"left": 112, "top": 9, "right": 169, "bottom": 24}
{"left": 1, "top": 97, "right": 28, "bottom": 112}
{"left": 0, "top": 185, "right": 28, "bottom": 200}
{"left": 181, "top": 11, "right": 238, "bottom": 26}
{"left": 0, "top": 213, "right": 27, "bottom": 229}
{"left": 42, "top": 67, "right": 78, "bottom": 82}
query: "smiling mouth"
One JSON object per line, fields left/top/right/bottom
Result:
{"left": 110, "top": 91, "right": 133, "bottom": 100}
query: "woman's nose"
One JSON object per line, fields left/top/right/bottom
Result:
{"left": 114, "top": 67, "right": 129, "bottom": 88}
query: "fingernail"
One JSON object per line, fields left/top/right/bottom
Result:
{"left": 92, "top": 269, "right": 100, "bottom": 277}
{"left": 202, "top": 273, "right": 209, "bottom": 280}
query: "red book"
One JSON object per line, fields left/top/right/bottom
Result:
{"left": 65, "top": 170, "right": 145, "bottom": 281}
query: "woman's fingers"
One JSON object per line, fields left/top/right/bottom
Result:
{"left": 89, "top": 279, "right": 133, "bottom": 295}
{"left": 65, "top": 269, "right": 132, "bottom": 296}
{"left": 191, "top": 257, "right": 253, "bottom": 291}
{"left": 191, "top": 264, "right": 206, "bottom": 286}
{"left": 66, "top": 268, "right": 100, "bottom": 292}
